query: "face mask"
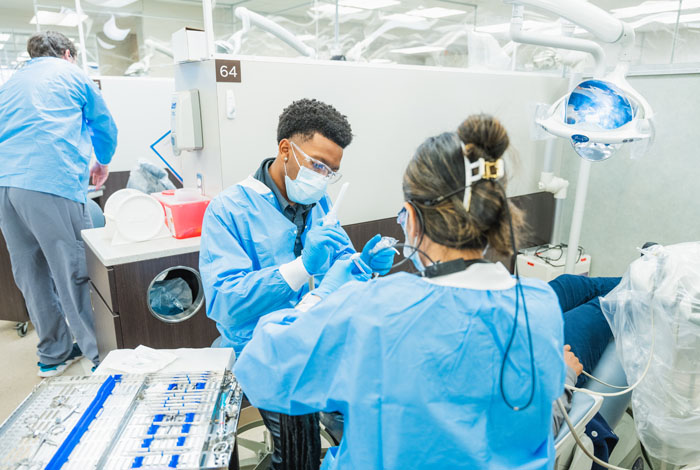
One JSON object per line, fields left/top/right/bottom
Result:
{"left": 401, "top": 220, "right": 425, "bottom": 273}
{"left": 284, "top": 145, "right": 329, "bottom": 204}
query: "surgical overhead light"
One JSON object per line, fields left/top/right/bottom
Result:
{"left": 536, "top": 67, "right": 654, "bottom": 161}
{"left": 103, "top": 15, "right": 130, "bottom": 42}
{"left": 96, "top": 37, "right": 116, "bottom": 50}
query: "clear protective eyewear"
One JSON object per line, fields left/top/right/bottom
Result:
{"left": 397, "top": 207, "right": 407, "bottom": 229}
{"left": 290, "top": 141, "right": 342, "bottom": 183}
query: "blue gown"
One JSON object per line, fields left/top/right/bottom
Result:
{"left": 199, "top": 176, "right": 355, "bottom": 356}
{"left": 234, "top": 271, "right": 566, "bottom": 470}
{"left": 0, "top": 57, "right": 117, "bottom": 204}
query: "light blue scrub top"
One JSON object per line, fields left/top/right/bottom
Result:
{"left": 199, "top": 177, "right": 355, "bottom": 356}
{"left": 234, "top": 272, "right": 566, "bottom": 470}
{"left": 0, "top": 57, "right": 118, "bottom": 204}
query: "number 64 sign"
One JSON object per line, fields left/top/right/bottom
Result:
{"left": 215, "top": 59, "right": 241, "bottom": 83}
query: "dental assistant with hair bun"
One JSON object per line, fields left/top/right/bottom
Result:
{"left": 234, "top": 115, "right": 567, "bottom": 470}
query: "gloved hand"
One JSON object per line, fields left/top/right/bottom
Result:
{"left": 90, "top": 162, "right": 109, "bottom": 189}
{"left": 360, "top": 234, "right": 397, "bottom": 276}
{"left": 313, "top": 257, "right": 372, "bottom": 299}
{"left": 302, "top": 220, "right": 352, "bottom": 275}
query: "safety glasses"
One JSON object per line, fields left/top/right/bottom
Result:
{"left": 397, "top": 207, "right": 407, "bottom": 230}
{"left": 290, "top": 141, "right": 342, "bottom": 183}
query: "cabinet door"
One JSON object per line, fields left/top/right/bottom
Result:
{"left": 90, "top": 283, "right": 122, "bottom": 359}
{"left": 0, "top": 230, "right": 29, "bottom": 322}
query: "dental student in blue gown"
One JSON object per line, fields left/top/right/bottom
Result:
{"left": 199, "top": 98, "right": 395, "bottom": 469}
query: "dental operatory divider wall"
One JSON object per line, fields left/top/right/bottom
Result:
{"left": 172, "top": 55, "right": 568, "bottom": 225}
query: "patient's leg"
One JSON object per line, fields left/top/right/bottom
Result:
{"left": 549, "top": 275, "right": 621, "bottom": 387}
{"left": 549, "top": 275, "right": 621, "bottom": 312}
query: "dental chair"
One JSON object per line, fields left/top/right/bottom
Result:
{"left": 86, "top": 198, "right": 106, "bottom": 228}
{"left": 555, "top": 342, "right": 632, "bottom": 470}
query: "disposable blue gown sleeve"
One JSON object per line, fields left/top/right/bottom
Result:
{"left": 234, "top": 284, "right": 364, "bottom": 416}
{"left": 80, "top": 77, "right": 117, "bottom": 165}
{"left": 200, "top": 209, "right": 301, "bottom": 331}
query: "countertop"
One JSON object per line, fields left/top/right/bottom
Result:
{"left": 82, "top": 227, "right": 200, "bottom": 267}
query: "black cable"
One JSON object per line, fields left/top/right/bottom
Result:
{"left": 396, "top": 183, "right": 536, "bottom": 410}
{"left": 497, "top": 181, "right": 536, "bottom": 411}
{"left": 532, "top": 243, "right": 583, "bottom": 268}
{"left": 388, "top": 243, "right": 435, "bottom": 270}
{"left": 380, "top": 201, "right": 434, "bottom": 271}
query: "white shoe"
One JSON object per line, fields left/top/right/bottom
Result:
{"left": 37, "top": 343, "right": 83, "bottom": 377}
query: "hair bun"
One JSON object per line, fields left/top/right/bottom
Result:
{"left": 463, "top": 142, "right": 490, "bottom": 161}
{"left": 457, "top": 114, "right": 509, "bottom": 161}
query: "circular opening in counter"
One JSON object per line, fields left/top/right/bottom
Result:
{"left": 146, "top": 266, "right": 204, "bottom": 324}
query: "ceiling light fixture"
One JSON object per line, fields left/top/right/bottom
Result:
{"left": 405, "top": 7, "right": 466, "bottom": 19}
{"left": 383, "top": 13, "right": 428, "bottom": 23}
{"left": 340, "top": 0, "right": 400, "bottom": 9}
{"left": 310, "top": 4, "right": 362, "bottom": 15}
{"left": 30, "top": 9, "right": 87, "bottom": 28}
{"left": 612, "top": 0, "right": 700, "bottom": 19}
{"left": 390, "top": 45, "right": 445, "bottom": 54}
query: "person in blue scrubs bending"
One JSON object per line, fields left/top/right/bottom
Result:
{"left": 234, "top": 115, "right": 567, "bottom": 470}
{"left": 199, "top": 98, "right": 395, "bottom": 469}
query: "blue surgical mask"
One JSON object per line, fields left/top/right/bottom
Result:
{"left": 401, "top": 221, "right": 425, "bottom": 273}
{"left": 285, "top": 145, "right": 329, "bottom": 204}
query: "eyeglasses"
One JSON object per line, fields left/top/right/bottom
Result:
{"left": 290, "top": 141, "right": 342, "bottom": 183}
{"left": 397, "top": 207, "right": 407, "bottom": 229}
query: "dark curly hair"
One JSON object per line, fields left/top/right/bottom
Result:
{"left": 277, "top": 98, "right": 353, "bottom": 148}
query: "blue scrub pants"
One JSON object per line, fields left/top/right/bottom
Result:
{"left": 0, "top": 187, "right": 99, "bottom": 365}
{"left": 548, "top": 274, "right": 621, "bottom": 387}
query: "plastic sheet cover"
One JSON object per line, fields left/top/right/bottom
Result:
{"left": 149, "top": 277, "right": 193, "bottom": 317}
{"left": 127, "top": 160, "right": 176, "bottom": 194}
{"left": 601, "top": 242, "right": 700, "bottom": 465}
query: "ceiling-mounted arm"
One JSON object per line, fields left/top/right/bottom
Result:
{"left": 504, "top": 0, "right": 626, "bottom": 42}
{"left": 505, "top": 0, "right": 636, "bottom": 73}
{"left": 231, "top": 7, "right": 315, "bottom": 58}
{"left": 346, "top": 20, "right": 432, "bottom": 62}
{"left": 509, "top": 4, "right": 607, "bottom": 76}
{"left": 144, "top": 38, "right": 173, "bottom": 58}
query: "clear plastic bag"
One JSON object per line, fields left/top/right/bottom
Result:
{"left": 148, "top": 278, "right": 193, "bottom": 317}
{"left": 601, "top": 242, "right": 700, "bottom": 465}
{"left": 127, "top": 160, "right": 176, "bottom": 194}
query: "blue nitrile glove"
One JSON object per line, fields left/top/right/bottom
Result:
{"left": 302, "top": 219, "right": 352, "bottom": 275}
{"left": 360, "top": 234, "right": 398, "bottom": 276}
{"left": 313, "top": 256, "right": 372, "bottom": 299}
